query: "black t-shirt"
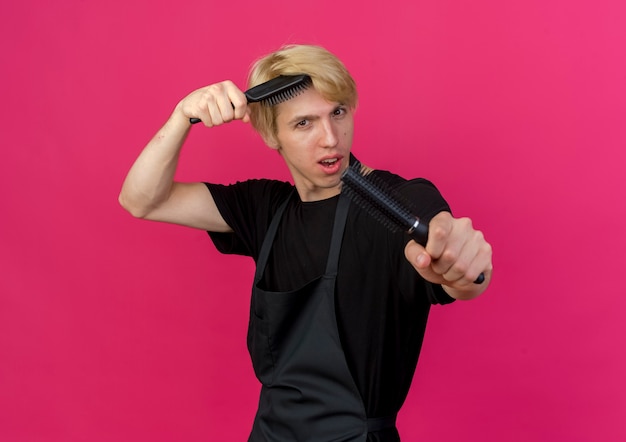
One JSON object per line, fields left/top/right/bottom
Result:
{"left": 205, "top": 169, "right": 454, "bottom": 418}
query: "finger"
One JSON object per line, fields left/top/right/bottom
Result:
{"left": 203, "top": 93, "right": 223, "bottom": 126}
{"left": 196, "top": 82, "right": 235, "bottom": 126}
{"left": 215, "top": 87, "right": 238, "bottom": 123}
{"left": 440, "top": 241, "right": 474, "bottom": 283}
{"left": 424, "top": 212, "right": 453, "bottom": 260}
{"left": 464, "top": 233, "right": 493, "bottom": 284}
{"left": 241, "top": 109, "right": 251, "bottom": 124}
{"left": 230, "top": 93, "right": 249, "bottom": 121}
{"left": 442, "top": 228, "right": 491, "bottom": 285}
{"left": 428, "top": 215, "right": 476, "bottom": 281}
{"left": 188, "top": 87, "right": 220, "bottom": 127}
{"left": 217, "top": 80, "right": 248, "bottom": 121}
{"left": 431, "top": 237, "right": 467, "bottom": 278}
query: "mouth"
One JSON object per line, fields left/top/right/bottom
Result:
{"left": 318, "top": 156, "right": 343, "bottom": 174}
{"left": 320, "top": 158, "right": 339, "bottom": 166}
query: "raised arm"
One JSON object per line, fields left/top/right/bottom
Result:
{"left": 118, "top": 81, "right": 249, "bottom": 232}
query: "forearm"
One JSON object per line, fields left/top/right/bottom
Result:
{"left": 119, "top": 104, "right": 191, "bottom": 218}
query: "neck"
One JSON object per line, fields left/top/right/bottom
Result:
{"left": 296, "top": 184, "right": 341, "bottom": 202}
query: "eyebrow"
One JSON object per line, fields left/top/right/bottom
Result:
{"left": 286, "top": 104, "right": 346, "bottom": 126}
{"left": 287, "top": 114, "right": 320, "bottom": 126}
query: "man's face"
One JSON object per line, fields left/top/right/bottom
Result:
{"left": 272, "top": 88, "right": 354, "bottom": 202}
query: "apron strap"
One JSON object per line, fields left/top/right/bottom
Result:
{"left": 254, "top": 190, "right": 293, "bottom": 283}
{"left": 324, "top": 193, "right": 350, "bottom": 276}
{"left": 367, "top": 415, "right": 397, "bottom": 432}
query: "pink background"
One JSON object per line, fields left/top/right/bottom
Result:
{"left": 2, "top": 0, "right": 625, "bottom": 441}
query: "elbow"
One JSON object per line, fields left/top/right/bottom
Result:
{"left": 118, "top": 191, "right": 151, "bottom": 219}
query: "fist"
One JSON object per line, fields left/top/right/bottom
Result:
{"left": 179, "top": 80, "right": 250, "bottom": 127}
{"left": 405, "top": 211, "right": 493, "bottom": 296}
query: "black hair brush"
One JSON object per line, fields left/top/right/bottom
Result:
{"left": 341, "top": 160, "right": 485, "bottom": 284}
{"left": 189, "top": 74, "right": 311, "bottom": 124}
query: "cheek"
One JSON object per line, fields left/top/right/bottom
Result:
{"left": 342, "top": 120, "right": 354, "bottom": 138}
{"left": 343, "top": 127, "right": 354, "bottom": 143}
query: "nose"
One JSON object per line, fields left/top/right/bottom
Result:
{"left": 320, "top": 118, "right": 339, "bottom": 148}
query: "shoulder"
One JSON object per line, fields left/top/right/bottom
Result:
{"left": 205, "top": 178, "right": 293, "bottom": 196}
{"left": 369, "top": 169, "right": 450, "bottom": 221}
{"left": 206, "top": 179, "right": 294, "bottom": 212}
{"left": 371, "top": 169, "right": 439, "bottom": 191}
{"left": 205, "top": 179, "right": 294, "bottom": 257}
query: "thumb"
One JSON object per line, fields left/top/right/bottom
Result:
{"left": 241, "top": 110, "right": 251, "bottom": 124}
{"left": 404, "top": 240, "right": 441, "bottom": 284}
{"left": 404, "top": 240, "right": 431, "bottom": 270}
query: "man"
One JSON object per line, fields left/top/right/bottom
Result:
{"left": 119, "top": 44, "right": 492, "bottom": 441}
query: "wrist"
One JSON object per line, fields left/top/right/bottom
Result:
{"left": 169, "top": 103, "right": 194, "bottom": 130}
{"left": 441, "top": 276, "right": 490, "bottom": 300}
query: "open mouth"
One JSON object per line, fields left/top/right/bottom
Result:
{"left": 320, "top": 158, "right": 339, "bottom": 167}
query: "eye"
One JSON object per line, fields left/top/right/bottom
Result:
{"left": 333, "top": 106, "right": 347, "bottom": 117}
{"left": 295, "top": 119, "right": 309, "bottom": 128}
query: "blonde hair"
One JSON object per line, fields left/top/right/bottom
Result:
{"left": 247, "top": 44, "right": 358, "bottom": 145}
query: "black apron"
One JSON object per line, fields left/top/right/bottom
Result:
{"left": 247, "top": 193, "right": 397, "bottom": 441}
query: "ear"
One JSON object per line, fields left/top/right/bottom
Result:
{"left": 262, "top": 134, "right": 280, "bottom": 150}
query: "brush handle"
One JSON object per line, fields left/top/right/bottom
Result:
{"left": 406, "top": 218, "right": 430, "bottom": 247}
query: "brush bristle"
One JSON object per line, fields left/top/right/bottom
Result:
{"left": 261, "top": 80, "right": 311, "bottom": 106}
{"left": 342, "top": 185, "right": 403, "bottom": 233}
{"left": 341, "top": 161, "right": 424, "bottom": 242}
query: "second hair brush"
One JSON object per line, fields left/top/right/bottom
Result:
{"left": 341, "top": 161, "right": 485, "bottom": 285}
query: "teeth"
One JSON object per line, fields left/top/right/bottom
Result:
{"left": 321, "top": 158, "right": 338, "bottom": 164}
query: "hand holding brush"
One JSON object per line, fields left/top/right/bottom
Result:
{"left": 341, "top": 161, "right": 487, "bottom": 286}
{"left": 188, "top": 75, "right": 311, "bottom": 125}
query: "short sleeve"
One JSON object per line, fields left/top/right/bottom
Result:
{"left": 204, "top": 180, "right": 294, "bottom": 259}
